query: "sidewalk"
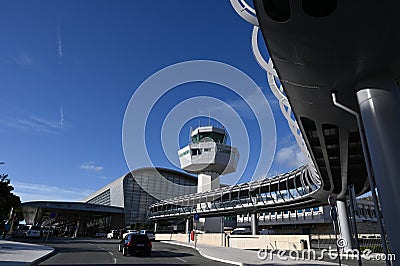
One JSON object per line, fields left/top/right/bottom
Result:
{"left": 0, "top": 239, "right": 55, "bottom": 265}
{"left": 162, "top": 240, "right": 388, "bottom": 266}
{"left": 161, "top": 240, "right": 339, "bottom": 266}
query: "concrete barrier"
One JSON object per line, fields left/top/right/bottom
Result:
{"left": 228, "top": 235, "right": 310, "bottom": 250}
{"left": 195, "top": 233, "right": 225, "bottom": 246}
{"left": 156, "top": 233, "right": 224, "bottom": 246}
{"left": 156, "top": 233, "right": 188, "bottom": 242}
{"left": 156, "top": 233, "right": 310, "bottom": 250}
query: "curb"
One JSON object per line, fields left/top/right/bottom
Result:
{"left": 160, "top": 241, "right": 244, "bottom": 266}
{"left": 30, "top": 248, "right": 56, "bottom": 266}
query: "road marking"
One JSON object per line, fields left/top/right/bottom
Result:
{"left": 107, "top": 250, "right": 116, "bottom": 264}
{"left": 89, "top": 242, "right": 116, "bottom": 264}
{"left": 161, "top": 241, "right": 243, "bottom": 266}
{"left": 176, "top": 257, "right": 187, "bottom": 263}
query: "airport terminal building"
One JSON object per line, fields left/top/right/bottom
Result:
{"left": 22, "top": 167, "right": 379, "bottom": 236}
{"left": 21, "top": 167, "right": 197, "bottom": 236}
{"left": 22, "top": 163, "right": 379, "bottom": 237}
{"left": 83, "top": 167, "right": 197, "bottom": 227}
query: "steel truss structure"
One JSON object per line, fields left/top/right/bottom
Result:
{"left": 149, "top": 165, "right": 323, "bottom": 219}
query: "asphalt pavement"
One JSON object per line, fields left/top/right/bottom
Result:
{"left": 37, "top": 238, "right": 230, "bottom": 265}
{"left": 0, "top": 237, "right": 390, "bottom": 266}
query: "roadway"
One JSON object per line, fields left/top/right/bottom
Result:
{"left": 5, "top": 237, "right": 389, "bottom": 265}
{"left": 30, "top": 238, "right": 230, "bottom": 265}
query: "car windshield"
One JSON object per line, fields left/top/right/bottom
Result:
{"left": 21, "top": 226, "right": 29, "bottom": 230}
{"left": 30, "top": 226, "right": 41, "bottom": 230}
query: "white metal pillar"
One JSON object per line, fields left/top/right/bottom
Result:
{"left": 73, "top": 221, "right": 80, "bottom": 238}
{"left": 336, "top": 200, "right": 353, "bottom": 251}
{"left": 251, "top": 213, "right": 258, "bottom": 235}
{"left": 185, "top": 218, "right": 190, "bottom": 234}
{"left": 357, "top": 82, "right": 400, "bottom": 259}
{"left": 185, "top": 218, "right": 191, "bottom": 243}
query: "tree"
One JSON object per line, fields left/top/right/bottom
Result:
{"left": 0, "top": 174, "right": 23, "bottom": 227}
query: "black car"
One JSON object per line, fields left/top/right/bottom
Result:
{"left": 118, "top": 233, "right": 152, "bottom": 256}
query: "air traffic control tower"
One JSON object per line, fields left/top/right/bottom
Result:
{"left": 178, "top": 126, "right": 239, "bottom": 193}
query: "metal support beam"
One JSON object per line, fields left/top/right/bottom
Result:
{"left": 251, "top": 213, "right": 258, "bottom": 235}
{"left": 336, "top": 200, "right": 353, "bottom": 251}
{"left": 185, "top": 218, "right": 191, "bottom": 234}
{"left": 348, "top": 185, "right": 362, "bottom": 266}
{"left": 332, "top": 92, "right": 390, "bottom": 263}
{"left": 357, "top": 83, "right": 400, "bottom": 261}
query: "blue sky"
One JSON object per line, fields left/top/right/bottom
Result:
{"left": 0, "top": 1, "right": 305, "bottom": 202}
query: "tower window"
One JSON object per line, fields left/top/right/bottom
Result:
{"left": 191, "top": 149, "right": 202, "bottom": 156}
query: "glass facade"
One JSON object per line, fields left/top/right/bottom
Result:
{"left": 124, "top": 169, "right": 197, "bottom": 225}
{"left": 86, "top": 189, "right": 111, "bottom": 206}
{"left": 84, "top": 168, "right": 197, "bottom": 227}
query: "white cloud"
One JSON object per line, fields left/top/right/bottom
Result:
{"left": 80, "top": 161, "right": 104, "bottom": 172}
{"left": 5, "top": 116, "right": 63, "bottom": 134}
{"left": 57, "top": 23, "right": 63, "bottom": 60}
{"left": 60, "top": 104, "right": 64, "bottom": 128}
{"left": 13, "top": 53, "right": 35, "bottom": 66}
{"left": 0, "top": 105, "right": 67, "bottom": 134}
{"left": 31, "top": 116, "right": 63, "bottom": 130}
{"left": 275, "top": 143, "right": 306, "bottom": 169}
{"left": 11, "top": 181, "right": 93, "bottom": 202}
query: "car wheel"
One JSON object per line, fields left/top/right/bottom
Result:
{"left": 122, "top": 247, "right": 128, "bottom": 256}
